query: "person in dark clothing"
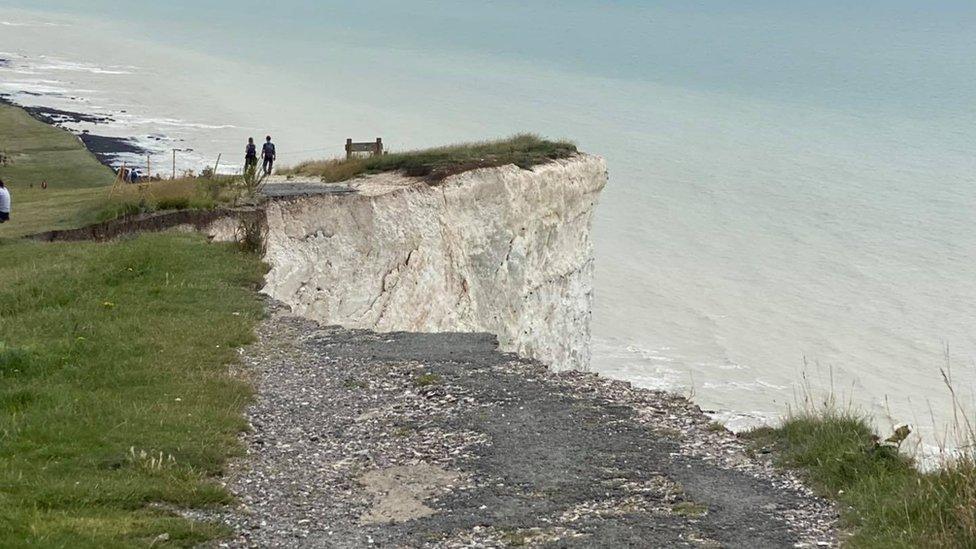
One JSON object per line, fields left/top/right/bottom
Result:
{"left": 262, "top": 135, "right": 276, "bottom": 175}
{"left": 244, "top": 137, "right": 258, "bottom": 175}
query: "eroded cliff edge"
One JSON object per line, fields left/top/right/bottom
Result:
{"left": 260, "top": 154, "right": 607, "bottom": 371}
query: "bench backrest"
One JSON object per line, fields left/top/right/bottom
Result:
{"left": 345, "top": 138, "right": 384, "bottom": 159}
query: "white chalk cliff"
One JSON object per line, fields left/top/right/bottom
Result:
{"left": 260, "top": 154, "right": 607, "bottom": 371}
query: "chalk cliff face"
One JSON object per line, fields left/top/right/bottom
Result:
{"left": 261, "top": 154, "right": 607, "bottom": 371}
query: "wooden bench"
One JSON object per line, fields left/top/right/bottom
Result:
{"left": 345, "top": 138, "right": 384, "bottom": 159}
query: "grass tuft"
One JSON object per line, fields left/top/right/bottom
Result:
{"left": 0, "top": 342, "right": 32, "bottom": 376}
{"left": 745, "top": 410, "right": 976, "bottom": 547}
{"left": 672, "top": 501, "right": 709, "bottom": 517}
{"left": 237, "top": 215, "right": 265, "bottom": 255}
{"left": 280, "top": 134, "right": 577, "bottom": 183}
{"left": 94, "top": 176, "right": 241, "bottom": 223}
{"left": 413, "top": 373, "right": 442, "bottom": 388}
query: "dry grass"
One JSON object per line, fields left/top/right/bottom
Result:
{"left": 280, "top": 134, "right": 577, "bottom": 183}
{"left": 744, "top": 361, "right": 976, "bottom": 547}
{"left": 285, "top": 157, "right": 370, "bottom": 183}
{"left": 96, "top": 176, "right": 241, "bottom": 222}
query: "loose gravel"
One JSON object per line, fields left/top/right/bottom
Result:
{"left": 196, "top": 304, "right": 838, "bottom": 548}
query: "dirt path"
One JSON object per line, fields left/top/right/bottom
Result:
{"left": 203, "top": 306, "right": 837, "bottom": 547}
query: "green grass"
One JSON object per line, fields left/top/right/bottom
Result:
{"left": 0, "top": 104, "right": 114, "bottom": 189}
{"left": 0, "top": 233, "right": 266, "bottom": 547}
{"left": 0, "top": 186, "right": 111, "bottom": 238}
{"left": 745, "top": 412, "right": 976, "bottom": 547}
{"left": 0, "top": 104, "right": 115, "bottom": 238}
{"left": 94, "top": 176, "right": 242, "bottom": 224}
{"left": 413, "top": 373, "right": 442, "bottom": 388}
{"left": 672, "top": 501, "right": 708, "bottom": 517}
{"left": 281, "top": 134, "right": 578, "bottom": 183}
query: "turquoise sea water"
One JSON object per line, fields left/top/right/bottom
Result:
{"left": 2, "top": 1, "right": 975, "bottom": 449}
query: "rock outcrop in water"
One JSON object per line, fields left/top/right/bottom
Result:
{"left": 260, "top": 155, "right": 607, "bottom": 371}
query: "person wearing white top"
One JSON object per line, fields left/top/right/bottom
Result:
{"left": 0, "top": 178, "right": 10, "bottom": 223}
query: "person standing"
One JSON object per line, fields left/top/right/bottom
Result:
{"left": 262, "top": 135, "right": 276, "bottom": 175}
{"left": 244, "top": 137, "right": 258, "bottom": 175}
{"left": 0, "top": 178, "right": 11, "bottom": 223}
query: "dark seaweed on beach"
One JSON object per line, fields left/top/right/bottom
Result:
{"left": 80, "top": 133, "right": 151, "bottom": 158}
{"left": 25, "top": 106, "right": 113, "bottom": 126}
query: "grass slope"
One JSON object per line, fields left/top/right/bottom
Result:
{"left": 0, "top": 233, "right": 265, "bottom": 547}
{"left": 282, "top": 134, "right": 577, "bottom": 183}
{"left": 95, "top": 175, "right": 250, "bottom": 224}
{"left": 0, "top": 104, "right": 115, "bottom": 238}
{"left": 746, "top": 412, "right": 976, "bottom": 548}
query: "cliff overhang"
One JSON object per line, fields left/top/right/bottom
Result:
{"left": 261, "top": 153, "right": 608, "bottom": 370}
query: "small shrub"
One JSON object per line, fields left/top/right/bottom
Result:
{"left": 238, "top": 216, "right": 265, "bottom": 255}
{"left": 413, "top": 373, "right": 442, "bottom": 388}
{"left": 240, "top": 166, "right": 269, "bottom": 201}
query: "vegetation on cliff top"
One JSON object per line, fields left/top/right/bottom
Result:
{"left": 0, "top": 233, "right": 265, "bottom": 546}
{"left": 0, "top": 103, "right": 261, "bottom": 237}
{"left": 280, "top": 133, "right": 578, "bottom": 183}
{"left": 0, "top": 103, "right": 115, "bottom": 238}
{"left": 0, "top": 103, "right": 268, "bottom": 546}
{"left": 93, "top": 174, "right": 249, "bottom": 223}
{"left": 745, "top": 410, "right": 976, "bottom": 547}
{"left": 0, "top": 103, "right": 114, "bottom": 190}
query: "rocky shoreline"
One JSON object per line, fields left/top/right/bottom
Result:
{"left": 0, "top": 95, "right": 151, "bottom": 166}
{"left": 195, "top": 303, "right": 838, "bottom": 548}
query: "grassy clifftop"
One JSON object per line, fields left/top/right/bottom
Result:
{"left": 0, "top": 105, "right": 267, "bottom": 546}
{"left": 0, "top": 104, "right": 115, "bottom": 238}
{"left": 281, "top": 134, "right": 577, "bottom": 183}
{"left": 0, "top": 103, "right": 114, "bottom": 189}
{"left": 746, "top": 411, "right": 976, "bottom": 547}
{"left": 0, "top": 234, "right": 265, "bottom": 546}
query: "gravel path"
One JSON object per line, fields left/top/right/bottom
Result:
{"left": 201, "top": 305, "right": 838, "bottom": 548}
